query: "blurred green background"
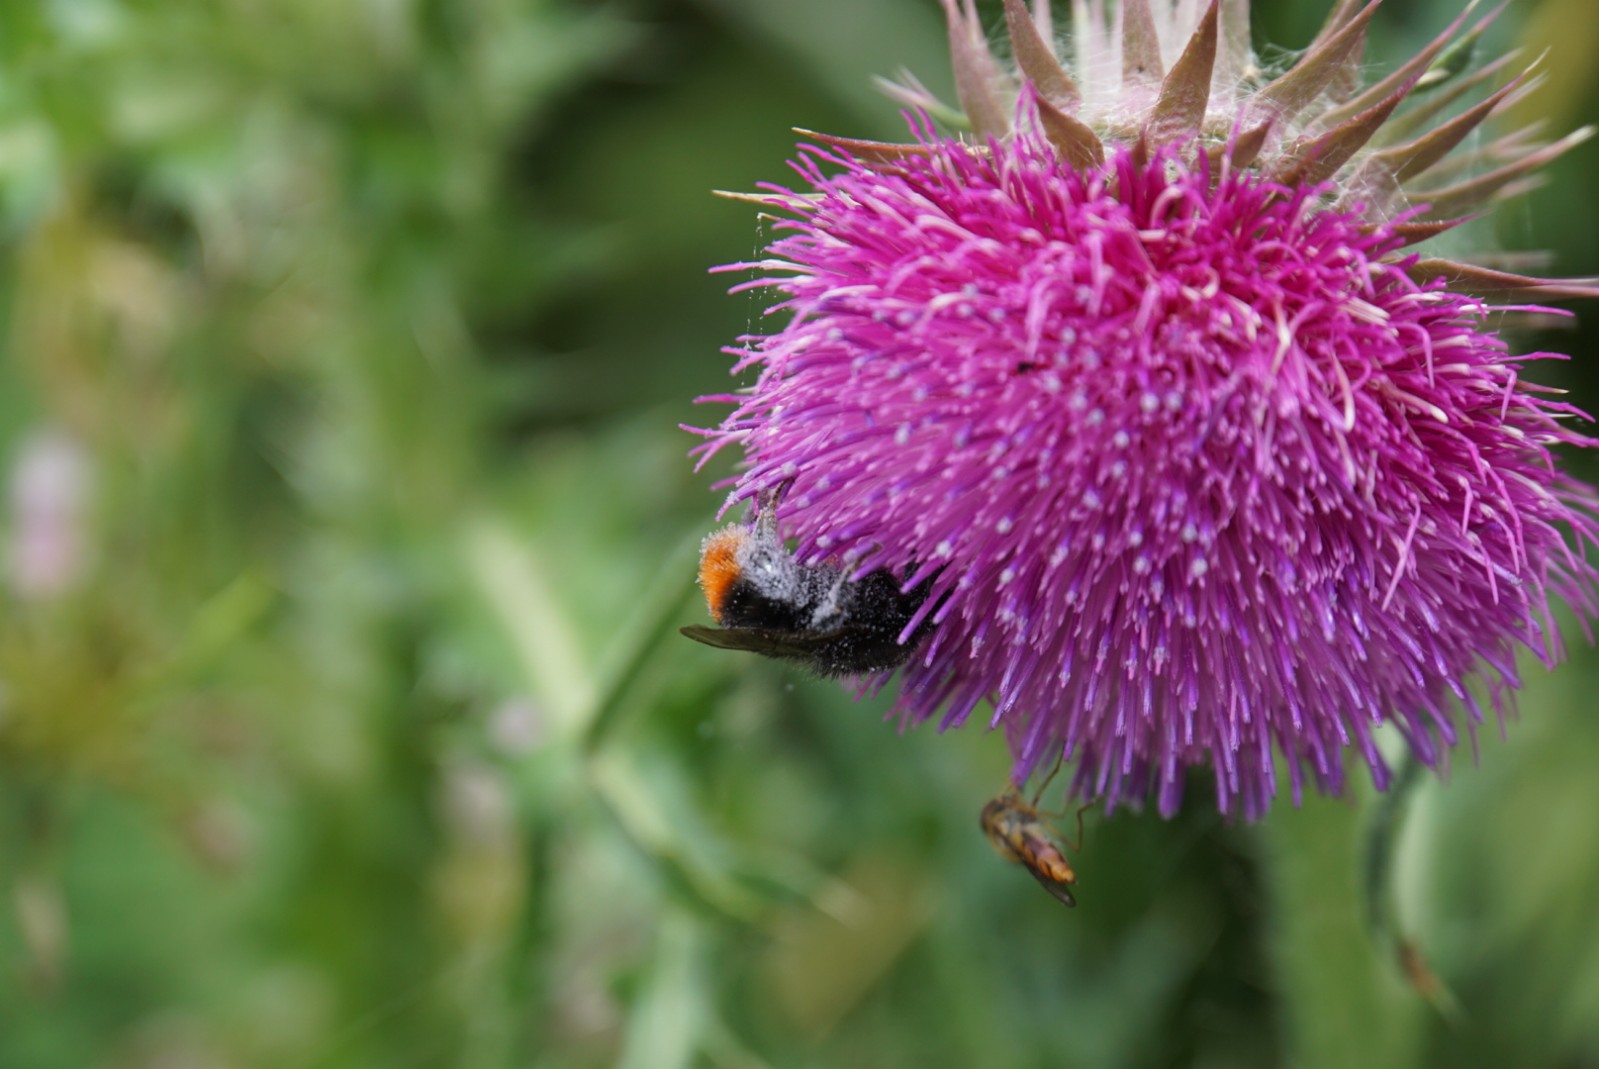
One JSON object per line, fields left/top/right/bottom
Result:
{"left": 2, "top": 1, "right": 1599, "bottom": 1066}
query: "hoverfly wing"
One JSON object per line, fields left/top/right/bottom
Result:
{"left": 1024, "top": 864, "right": 1078, "bottom": 907}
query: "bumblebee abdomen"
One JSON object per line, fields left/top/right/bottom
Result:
{"left": 696, "top": 527, "right": 747, "bottom": 624}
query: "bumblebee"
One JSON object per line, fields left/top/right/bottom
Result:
{"left": 680, "top": 514, "right": 930, "bottom": 677}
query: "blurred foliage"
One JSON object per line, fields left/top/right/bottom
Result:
{"left": 0, "top": 1, "right": 1597, "bottom": 1067}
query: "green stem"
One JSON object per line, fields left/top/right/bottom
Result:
{"left": 581, "top": 527, "right": 705, "bottom": 755}
{"left": 1260, "top": 791, "right": 1426, "bottom": 1069}
{"left": 1362, "top": 752, "right": 1423, "bottom": 947}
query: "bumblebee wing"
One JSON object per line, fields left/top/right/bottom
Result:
{"left": 679, "top": 624, "right": 836, "bottom": 661}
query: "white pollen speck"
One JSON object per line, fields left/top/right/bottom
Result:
{"left": 1059, "top": 327, "right": 1077, "bottom": 344}
{"left": 957, "top": 304, "right": 974, "bottom": 318}
{"left": 996, "top": 517, "right": 1014, "bottom": 534}
{"left": 1112, "top": 430, "right": 1130, "bottom": 448}
{"left": 964, "top": 283, "right": 980, "bottom": 297}
{"left": 1082, "top": 352, "right": 1101, "bottom": 369}
{"left": 1141, "top": 392, "right": 1160, "bottom": 413}
{"left": 1041, "top": 374, "right": 1062, "bottom": 393}
{"left": 1110, "top": 460, "right": 1127, "bottom": 478}
{"left": 782, "top": 462, "right": 799, "bottom": 477}
{"left": 999, "top": 567, "right": 1016, "bottom": 585}
{"left": 1181, "top": 522, "right": 1199, "bottom": 543}
{"left": 827, "top": 328, "right": 844, "bottom": 341}
{"left": 1166, "top": 390, "right": 1184, "bottom": 410}
{"left": 1128, "top": 530, "right": 1144, "bottom": 547}
{"left": 1133, "top": 556, "right": 1151, "bottom": 574}
{"left": 895, "top": 424, "right": 911, "bottom": 446}
{"left": 1092, "top": 533, "right": 1106, "bottom": 551}
{"left": 1069, "top": 391, "right": 1087, "bottom": 411}
{"left": 896, "top": 310, "right": 916, "bottom": 327}
{"left": 1190, "top": 558, "right": 1209, "bottom": 578}
{"left": 1087, "top": 409, "right": 1105, "bottom": 427}
{"left": 1083, "top": 489, "right": 1102, "bottom": 509}
{"left": 936, "top": 540, "right": 954, "bottom": 558}
{"left": 816, "top": 535, "right": 832, "bottom": 548}
{"left": 988, "top": 307, "right": 1008, "bottom": 323}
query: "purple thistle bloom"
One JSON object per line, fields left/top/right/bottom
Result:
{"left": 691, "top": 0, "right": 1599, "bottom": 818}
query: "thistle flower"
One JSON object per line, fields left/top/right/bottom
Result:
{"left": 691, "top": 0, "right": 1599, "bottom": 818}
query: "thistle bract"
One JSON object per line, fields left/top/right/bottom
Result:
{"left": 692, "top": 0, "right": 1599, "bottom": 818}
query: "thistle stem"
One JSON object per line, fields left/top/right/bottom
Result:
{"left": 1261, "top": 792, "right": 1427, "bottom": 1069}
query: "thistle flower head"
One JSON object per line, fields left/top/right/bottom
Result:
{"left": 691, "top": 0, "right": 1599, "bottom": 818}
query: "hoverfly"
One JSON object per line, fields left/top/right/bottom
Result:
{"left": 980, "top": 788, "right": 1087, "bottom": 907}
